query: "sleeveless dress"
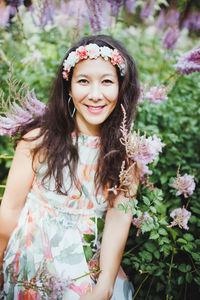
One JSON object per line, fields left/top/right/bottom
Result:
{"left": 2, "top": 133, "right": 133, "bottom": 299}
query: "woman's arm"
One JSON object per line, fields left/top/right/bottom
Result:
{"left": 80, "top": 162, "right": 141, "bottom": 300}
{"left": 0, "top": 130, "right": 40, "bottom": 273}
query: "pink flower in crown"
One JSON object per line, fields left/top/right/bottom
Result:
{"left": 86, "top": 43, "right": 100, "bottom": 59}
{"left": 62, "top": 70, "right": 69, "bottom": 80}
{"left": 76, "top": 46, "right": 88, "bottom": 60}
{"left": 111, "top": 49, "right": 122, "bottom": 65}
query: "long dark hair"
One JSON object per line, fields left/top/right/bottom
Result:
{"left": 19, "top": 34, "right": 140, "bottom": 205}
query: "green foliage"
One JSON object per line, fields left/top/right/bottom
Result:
{"left": 0, "top": 10, "right": 200, "bottom": 300}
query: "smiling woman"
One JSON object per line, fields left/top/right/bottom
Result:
{"left": 70, "top": 57, "right": 119, "bottom": 136}
{"left": 0, "top": 35, "right": 140, "bottom": 300}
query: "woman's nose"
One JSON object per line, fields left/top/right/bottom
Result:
{"left": 88, "top": 82, "right": 103, "bottom": 101}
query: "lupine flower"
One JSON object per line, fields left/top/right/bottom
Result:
{"left": 174, "top": 45, "right": 200, "bottom": 74}
{"left": 172, "top": 168, "right": 195, "bottom": 198}
{"left": 107, "top": 0, "right": 124, "bottom": 16}
{"left": 0, "top": 1, "right": 10, "bottom": 27}
{"left": 144, "top": 85, "right": 168, "bottom": 104}
{"left": 126, "top": 0, "right": 136, "bottom": 14}
{"left": 156, "top": 9, "right": 166, "bottom": 32}
{"left": 162, "top": 26, "right": 180, "bottom": 50}
{"left": 140, "top": 0, "right": 154, "bottom": 19}
{"left": 30, "top": 0, "right": 55, "bottom": 29}
{"left": 182, "top": 11, "right": 200, "bottom": 32}
{"left": 132, "top": 212, "right": 153, "bottom": 236}
{"left": 168, "top": 206, "right": 191, "bottom": 230}
{"left": 166, "top": 9, "right": 180, "bottom": 26}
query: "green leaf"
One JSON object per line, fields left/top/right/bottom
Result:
{"left": 158, "top": 228, "right": 168, "bottom": 236}
{"left": 144, "top": 242, "right": 156, "bottom": 252}
{"left": 177, "top": 238, "right": 187, "bottom": 244}
{"left": 183, "top": 233, "right": 194, "bottom": 242}
{"left": 178, "top": 264, "right": 191, "bottom": 272}
{"left": 83, "top": 246, "right": 93, "bottom": 262}
{"left": 186, "top": 272, "right": 193, "bottom": 283}
{"left": 150, "top": 206, "right": 157, "bottom": 213}
{"left": 143, "top": 196, "right": 150, "bottom": 206}
{"left": 97, "top": 218, "right": 104, "bottom": 234}
{"left": 117, "top": 203, "right": 125, "bottom": 211}
{"left": 83, "top": 234, "right": 95, "bottom": 243}
{"left": 150, "top": 231, "right": 159, "bottom": 240}
{"left": 154, "top": 250, "right": 160, "bottom": 259}
{"left": 177, "top": 276, "right": 184, "bottom": 285}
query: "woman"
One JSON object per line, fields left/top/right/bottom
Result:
{"left": 0, "top": 34, "right": 140, "bottom": 299}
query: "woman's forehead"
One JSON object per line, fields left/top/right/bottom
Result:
{"left": 73, "top": 57, "right": 118, "bottom": 77}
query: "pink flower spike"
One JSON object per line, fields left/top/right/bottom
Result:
{"left": 144, "top": 85, "right": 168, "bottom": 104}
{"left": 132, "top": 212, "right": 153, "bottom": 236}
{"left": 172, "top": 169, "right": 196, "bottom": 198}
{"left": 174, "top": 45, "right": 200, "bottom": 75}
{"left": 168, "top": 206, "right": 191, "bottom": 230}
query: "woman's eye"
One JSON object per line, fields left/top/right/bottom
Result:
{"left": 78, "top": 79, "right": 88, "bottom": 84}
{"left": 103, "top": 79, "right": 113, "bottom": 84}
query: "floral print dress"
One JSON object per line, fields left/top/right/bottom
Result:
{"left": 2, "top": 133, "right": 133, "bottom": 300}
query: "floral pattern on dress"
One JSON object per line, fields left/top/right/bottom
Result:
{"left": 2, "top": 133, "right": 133, "bottom": 299}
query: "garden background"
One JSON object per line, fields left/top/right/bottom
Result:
{"left": 0, "top": 0, "right": 200, "bottom": 299}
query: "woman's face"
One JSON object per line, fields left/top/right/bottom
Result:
{"left": 70, "top": 56, "right": 119, "bottom": 136}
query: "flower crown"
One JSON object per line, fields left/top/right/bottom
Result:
{"left": 62, "top": 43, "right": 126, "bottom": 81}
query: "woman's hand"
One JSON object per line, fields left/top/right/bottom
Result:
{"left": 79, "top": 278, "right": 113, "bottom": 300}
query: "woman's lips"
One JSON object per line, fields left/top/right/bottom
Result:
{"left": 86, "top": 105, "right": 105, "bottom": 114}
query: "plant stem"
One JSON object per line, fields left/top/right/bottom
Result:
{"left": 132, "top": 274, "right": 150, "bottom": 300}
{"left": 166, "top": 248, "right": 174, "bottom": 300}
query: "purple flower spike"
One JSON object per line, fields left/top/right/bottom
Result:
{"left": 126, "top": 0, "right": 136, "bottom": 14}
{"left": 168, "top": 206, "right": 191, "bottom": 230}
{"left": 0, "top": 2, "right": 10, "bottom": 27}
{"left": 0, "top": 90, "right": 46, "bottom": 137}
{"left": 140, "top": 0, "right": 154, "bottom": 19}
{"left": 24, "top": 89, "right": 46, "bottom": 117}
{"left": 107, "top": 0, "right": 124, "bottom": 16}
{"left": 162, "top": 26, "right": 180, "bottom": 50}
{"left": 172, "top": 168, "right": 196, "bottom": 198}
{"left": 174, "top": 45, "right": 200, "bottom": 74}
{"left": 156, "top": 9, "right": 166, "bottom": 32}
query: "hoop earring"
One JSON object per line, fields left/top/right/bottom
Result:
{"left": 68, "top": 96, "right": 76, "bottom": 118}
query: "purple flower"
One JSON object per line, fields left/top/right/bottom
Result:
{"left": 132, "top": 212, "right": 153, "bottom": 236}
{"left": 0, "top": 2, "right": 10, "bottom": 27}
{"left": 174, "top": 45, "right": 200, "bottom": 74}
{"left": 30, "top": 0, "right": 55, "bottom": 29}
{"left": 166, "top": 9, "right": 180, "bottom": 26}
{"left": 182, "top": 11, "right": 200, "bottom": 32}
{"left": 0, "top": 90, "right": 46, "bottom": 137}
{"left": 156, "top": 9, "right": 166, "bottom": 32}
{"left": 140, "top": 0, "right": 154, "bottom": 19}
{"left": 162, "top": 26, "right": 180, "bottom": 50}
{"left": 125, "top": 0, "right": 136, "bottom": 14}
{"left": 168, "top": 206, "right": 191, "bottom": 230}
{"left": 144, "top": 85, "right": 168, "bottom": 104}
{"left": 172, "top": 168, "right": 196, "bottom": 198}
{"left": 107, "top": 0, "right": 124, "bottom": 16}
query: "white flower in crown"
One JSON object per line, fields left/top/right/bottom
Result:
{"left": 64, "top": 51, "right": 78, "bottom": 69}
{"left": 86, "top": 43, "right": 100, "bottom": 59}
{"left": 100, "top": 46, "right": 112, "bottom": 60}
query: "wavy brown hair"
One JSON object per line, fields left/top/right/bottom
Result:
{"left": 19, "top": 34, "right": 140, "bottom": 205}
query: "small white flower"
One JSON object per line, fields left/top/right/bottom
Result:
{"left": 100, "top": 46, "right": 112, "bottom": 60}
{"left": 86, "top": 43, "right": 100, "bottom": 59}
